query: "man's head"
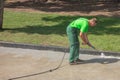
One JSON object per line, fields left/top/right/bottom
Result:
{"left": 89, "top": 18, "right": 97, "bottom": 27}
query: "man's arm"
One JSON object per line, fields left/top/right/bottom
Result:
{"left": 80, "top": 32, "right": 93, "bottom": 47}
{"left": 80, "top": 32, "right": 88, "bottom": 44}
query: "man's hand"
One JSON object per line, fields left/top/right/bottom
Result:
{"left": 80, "top": 32, "right": 95, "bottom": 49}
{"left": 87, "top": 42, "right": 96, "bottom": 49}
{"left": 82, "top": 42, "right": 87, "bottom": 45}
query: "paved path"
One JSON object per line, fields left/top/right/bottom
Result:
{"left": 0, "top": 46, "right": 120, "bottom": 80}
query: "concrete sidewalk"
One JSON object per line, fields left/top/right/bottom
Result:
{"left": 0, "top": 46, "right": 120, "bottom": 80}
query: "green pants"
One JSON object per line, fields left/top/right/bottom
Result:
{"left": 66, "top": 26, "right": 80, "bottom": 62}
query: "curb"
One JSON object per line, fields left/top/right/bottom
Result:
{"left": 0, "top": 41, "right": 120, "bottom": 57}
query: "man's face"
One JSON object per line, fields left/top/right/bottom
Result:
{"left": 90, "top": 21, "right": 96, "bottom": 27}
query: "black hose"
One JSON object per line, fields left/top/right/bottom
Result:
{"left": 8, "top": 49, "right": 67, "bottom": 80}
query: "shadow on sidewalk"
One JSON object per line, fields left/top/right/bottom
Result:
{"left": 84, "top": 58, "right": 120, "bottom": 64}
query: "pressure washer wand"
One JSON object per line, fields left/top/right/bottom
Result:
{"left": 89, "top": 45, "right": 105, "bottom": 59}
{"left": 90, "top": 45, "right": 96, "bottom": 50}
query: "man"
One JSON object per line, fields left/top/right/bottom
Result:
{"left": 66, "top": 18, "right": 97, "bottom": 65}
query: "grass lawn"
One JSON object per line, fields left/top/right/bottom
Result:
{"left": 1, "top": 10, "right": 120, "bottom": 52}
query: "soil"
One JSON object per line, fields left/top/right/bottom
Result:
{"left": 5, "top": 0, "right": 120, "bottom": 17}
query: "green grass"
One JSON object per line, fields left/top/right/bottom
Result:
{"left": 1, "top": 10, "right": 120, "bottom": 52}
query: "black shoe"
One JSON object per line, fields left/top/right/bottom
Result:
{"left": 69, "top": 61, "right": 77, "bottom": 65}
{"left": 75, "top": 59, "right": 84, "bottom": 64}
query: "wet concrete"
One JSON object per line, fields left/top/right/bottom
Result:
{"left": 0, "top": 46, "right": 120, "bottom": 80}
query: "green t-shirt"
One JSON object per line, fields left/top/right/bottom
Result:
{"left": 69, "top": 18, "right": 89, "bottom": 33}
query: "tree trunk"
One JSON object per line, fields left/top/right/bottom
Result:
{"left": 0, "top": 0, "right": 4, "bottom": 30}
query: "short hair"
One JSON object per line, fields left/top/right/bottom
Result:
{"left": 91, "top": 18, "right": 97, "bottom": 23}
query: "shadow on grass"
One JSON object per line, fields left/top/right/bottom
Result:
{"left": 2, "top": 16, "right": 120, "bottom": 35}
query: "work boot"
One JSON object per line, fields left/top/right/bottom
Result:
{"left": 69, "top": 61, "right": 77, "bottom": 65}
{"left": 75, "top": 58, "right": 84, "bottom": 64}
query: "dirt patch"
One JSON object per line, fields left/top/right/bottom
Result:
{"left": 4, "top": 0, "right": 120, "bottom": 16}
